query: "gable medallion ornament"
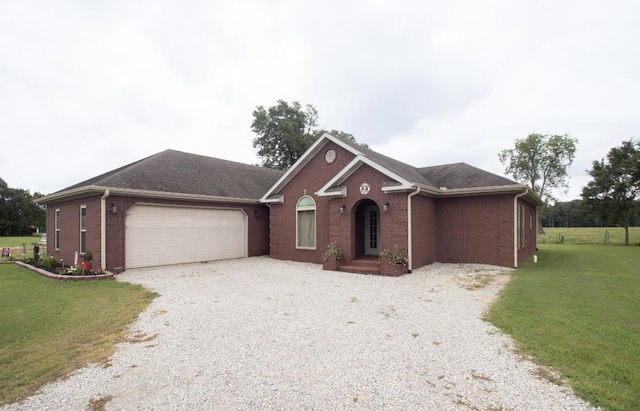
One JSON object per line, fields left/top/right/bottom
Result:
{"left": 324, "top": 149, "right": 336, "bottom": 164}
{"left": 359, "top": 183, "right": 370, "bottom": 195}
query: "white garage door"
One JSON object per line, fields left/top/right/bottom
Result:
{"left": 125, "top": 205, "right": 247, "bottom": 269}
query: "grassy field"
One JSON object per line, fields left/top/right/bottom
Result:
{"left": 486, "top": 244, "right": 640, "bottom": 411}
{"left": 539, "top": 226, "right": 640, "bottom": 245}
{"left": 0, "top": 264, "right": 157, "bottom": 405}
{"left": 0, "top": 235, "right": 44, "bottom": 259}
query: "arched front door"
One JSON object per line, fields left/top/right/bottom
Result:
{"left": 364, "top": 205, "right": 380, "bottom": 255}
{"left": 355, "top": 200, "right": 381, "bottom": 257}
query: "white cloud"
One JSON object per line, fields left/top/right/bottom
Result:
{"left": 0, "top": 0, "right": 638, "bottom": 200}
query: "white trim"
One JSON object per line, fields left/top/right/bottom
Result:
{"left": 295, "top": 195, "right": 316, "bottom": 249}
{"left": 262, "top": 194, "right": 284, "bottom": 204}
{"left": 407, "top": 187, "right": 421, "bottom": 271}
{"left": 316, "top": 186, "right": 347, "bottom": 197}
{"left": 54, "top": 208, "right": 60, "bottom": 250}
{"left": 317, "top": 155, "right": 413, "bottom": 197}
{"left": 100, "top": 190, "right": 109, "bottom": 271}
{"left": 261, "top": 133, "right": 365, "bottom": 203}
{"left": 39, "top": 185, "right": 262, "bottom": 205}
{"left": 513, "top": 189, "right": 528, "bottom": 268}
{"left": 80, "top": 205, "right": 87, "bottom": 254}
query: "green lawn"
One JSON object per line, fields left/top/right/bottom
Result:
{"left": 0, "top": 235, "right": 44, "bottom": 260}
{"left": 486, "top": 244, "right": 640, "bottom": 411}
{"left": 0, "top": 264, "right": 157, "bottom": 405}
{"left": 539, "top": 226, "right": 640, "bottom": 245}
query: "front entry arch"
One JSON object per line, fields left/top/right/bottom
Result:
{"left": 355, "top": 200, "right": 381, "bottom": 257}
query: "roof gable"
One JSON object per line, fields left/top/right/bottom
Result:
{"left": 260, "top": 133, "right": 358, "bottom": 201}
{"left": 261, "top": 133, "right": 540, "bottom": 204}
{"left": 261, "top": 133, "right": 435, "bottom": 202}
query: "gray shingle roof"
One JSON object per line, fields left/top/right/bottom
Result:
{"left": 60, "top": 149, "right": 284, "bottom": 199}
{"left": 338, "top": 138, "right": 516, "bottom": 189}
{"left": 342, "top": 141, "right": 437, "bottom": 187}
{"left": 418, "top": 163, "right": 517, "bottom": 189}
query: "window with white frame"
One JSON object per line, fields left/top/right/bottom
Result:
{"left": 296, "top": 196, "right": 316, "bottom": 249}
{"left": 80, "top": 206, "right": 87, "bottom": 254}
{"left": 530, "top": 213, "right": 533, "bottom": 232}
{"left": 55, "top": 209, "right": 60, "bottom": 249}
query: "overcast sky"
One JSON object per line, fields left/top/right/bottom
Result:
{"left": 1, "top": 1, "right": 638, "bottom": 201}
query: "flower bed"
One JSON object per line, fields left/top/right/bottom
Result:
{"left": 13, "top": 259, "right": 115, "bottom": 281}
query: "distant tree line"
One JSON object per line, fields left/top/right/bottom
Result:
{"left": 500, "top": 135, "right": 639, "bottom": 245}
{"left": 0, "top": 178, "right": 46, "bottom": 236}
{"left": 541, "top": 199, "right": 640, "bottom": 228}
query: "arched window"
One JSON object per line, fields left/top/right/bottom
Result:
{"left": 296, "top": 196, "right": 316, "bottom": 249}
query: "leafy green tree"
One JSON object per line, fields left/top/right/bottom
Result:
{"left": 499, "top": 133, "right": 578, "bottom": 204}
{"left": 251, "top": 100, "right": 318, "bottom": 170}
{"left": 582, "top": 139, "right": 640, "bottom": 245}
{"left": 0, "top": 178, "right": 46, "bottom": 236}
{"left": 251, "top": 100, "right": 363, "bottom": 170}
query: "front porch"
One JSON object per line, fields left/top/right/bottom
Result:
{"left": 324, "top": 256, "right": 408, "bottom": 277}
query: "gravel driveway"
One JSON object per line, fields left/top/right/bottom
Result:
{"left": 4, "top": 257, "right": 598, "bottom": 410}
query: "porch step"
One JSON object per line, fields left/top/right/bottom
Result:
{"left": 339, "top": 265, "right": 381, "bottom": 275}
{"left": 339, "top": 258, "right": 381, "bottom": 275}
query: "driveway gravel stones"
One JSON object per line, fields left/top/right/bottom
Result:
{"left": 3, "top": 257, "right": 599, "bottom": 410}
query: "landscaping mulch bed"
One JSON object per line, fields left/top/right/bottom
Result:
{"left": 14, "top": 261, "right": 115, "bottom": 281}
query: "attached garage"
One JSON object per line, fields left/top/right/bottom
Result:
{"left": 125, "top": 204, "right": 248, "bottom": 269}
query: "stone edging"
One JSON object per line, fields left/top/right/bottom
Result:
{"left": 13, "top": 261, "right": 116, "bottom": 281}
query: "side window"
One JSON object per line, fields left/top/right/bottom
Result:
{"left": 530, "top": 213, "right": 533, "bottom": 232}
{"left": 296, "top": 196, "right": 316, "bottom": 249}
{"left": 80, "top": 206, "right": 87, "bottom": 253}
{"left": 55, "top": 209, "right": 60, "bottom": 249}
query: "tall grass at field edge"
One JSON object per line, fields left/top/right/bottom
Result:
{"left": 486, "top": 244, "right": 640, "bottom": 411}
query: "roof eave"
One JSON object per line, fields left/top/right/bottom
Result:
{"left": 261, "top": 194, "right": 285, "bottom": 204}
{"left": 409, "top": 183, "right": 544, "bottom": 205}
{"left": 316, "top": 186, "right": 347, "bottom": 198}
{"left": 37, "top": 186, "right": 262, "bottom": 205}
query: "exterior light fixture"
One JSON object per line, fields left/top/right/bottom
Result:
{"left": 111, "top": 203, "right": 118, "bottom": 214}
{"left": 383, "top": 202, "right": 390, "bottom": 213}
{"left": 254, "top": 210, "right": 260, "bottom": 218}
{"left": 339, "top": 204, "right": 346, "bottom": 214}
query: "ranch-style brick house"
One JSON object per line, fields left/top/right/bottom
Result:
{"left": 38, "top": 133, "right": 541, "bottom": 275}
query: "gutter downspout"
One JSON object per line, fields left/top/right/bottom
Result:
{"left": 513, "top": 188, "right": 528, "bottom": 268}
{"left": 101, "top": 190, "right": 110, "bottom": 271}
{"left": 406, "top": 186, "right": 421, "bottom": 272}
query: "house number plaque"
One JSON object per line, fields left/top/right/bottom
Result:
{"left": 359, "top": 183, "right": 370, "bottom": 195}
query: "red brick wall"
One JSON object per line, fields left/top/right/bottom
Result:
{"left": 269, "top": 141, "right": 356, "bottom": 263}
{"left": 410, "top": 195, "right": 437, "bottom": 268}
{"left": 270, "top": 140, "right": 410, "bottom": 265}
{"left": 45, "top": 197, "right": 102, "bottom": 267}
{"left": 46, "top": 195, "right": 270, "bottom": 272}
{"left": 436, "top": 194, "right": 515, "bottom": 267}
{"left": 339, "top": 166, "right": 408, "bottom": 262}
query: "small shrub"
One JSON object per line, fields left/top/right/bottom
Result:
{"left": 39, "top": 256, "right": 58, "bottom": 269}
{"left": 59, "top": 266, "right": 83, "bottom": 276}
{"left": 322, "top": 241, "right": 343, "bottom": 261}
{"left": 380, "top": 246, "right": 408, "bottom": 265}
